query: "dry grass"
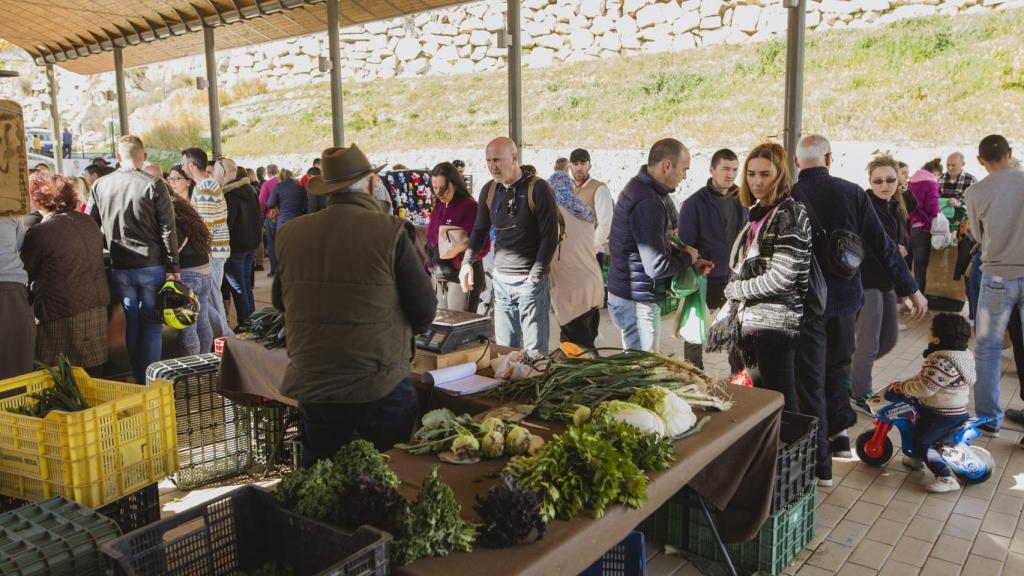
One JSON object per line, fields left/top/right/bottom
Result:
{"left": 221, "top": 77, "right": 269, "bottom": 107}
{"left": 214, "top": 8, "right": 1024, "bottom": 158}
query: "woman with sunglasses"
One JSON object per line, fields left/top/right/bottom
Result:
{"left": 426, "top": 162, "right": 489, "bottom": 311}
{"left": 850, "top": 156, "right": 910, "bottom": 409}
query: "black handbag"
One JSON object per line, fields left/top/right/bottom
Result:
{"left": 795, "top": 191, "right": 864, "bottom": 280}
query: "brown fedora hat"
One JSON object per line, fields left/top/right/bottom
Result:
{"left": 306, "top": 144, "right": 386, "bottom": 196}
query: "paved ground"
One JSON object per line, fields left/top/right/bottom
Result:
{"left": 172, "top": 271, "right": 1024, "bottom": 575}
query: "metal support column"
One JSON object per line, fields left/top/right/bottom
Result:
{"left": 45, "top": 64, "right": 63, "bottom": 174}
{"left": 204, "top": 26, "right": 222, "bottom": 158}
{"left": 113, "top": 47, "right": 130, "bottom": 136}
{"left": 507, "top": 0, "right": 522, "bottom": 152}
{"left": 327, "top": 0, "right": 344, "bottom": 146}
{"left": 783, "top": 0, "right": 806, "bottom": 177}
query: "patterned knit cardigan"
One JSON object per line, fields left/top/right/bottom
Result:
{"left": 724, "top": 196, "right": 813, "bottom": 339}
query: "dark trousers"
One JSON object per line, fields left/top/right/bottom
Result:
{"left": 298, "top": 378, "right": 419, "bottom": 468}
{"left": 910, "top": 227, "right": 932, "bottom": 294}
{"left": 684, "top": 280, "right": 743, "bottom": 373}
{"left": 824, "top": 314, "right": 860, "bottom": 437}
{"left": 912, "top": 409, "right": 968, "bottom": 477}
{"left": 0, "top": 283, "right": 35, "bottom": 380}
{"left": 560, "top": 307, "right": 601, "bottom": 350}
{"left": 1009, "top": 308, "right": 1024, "bottom": 397}
{"left": 739, "top": 334, "right": 799, "bottom": 413}
{"left": 795, "top": 314, "right": 831, "bottom": 479}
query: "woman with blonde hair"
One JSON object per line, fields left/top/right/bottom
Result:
{"left": 709, "top": 142, "right": 812, "bottom": 411}
{"left": 850, "top": 156, "right": 910, "bottom": 410}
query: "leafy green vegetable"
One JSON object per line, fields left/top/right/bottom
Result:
{"left": 473, "top": 474, "right": 546, "bottom": 548}
{"left": 8, "top": 355, "right": 89, "bottom": 418}
{"left": 392, "top": 465, "right": 476, "bottom": 565}
{"left": 336, "top": 475, "right": 407, "bottom": 536}
{"left": 333, "top": 439, "right": 400, "bottom": 488}
{"left": 291, "top": 459, "right": 346, "bottom": 521}
{"left": 504, "top": 419, "right": 675, "bottom": 522}
{"left": 237, "top": 307, "right": 286, "bottom": 348}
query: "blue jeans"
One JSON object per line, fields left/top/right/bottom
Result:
{"left": 911, "top": 409, "right": 969, "bottom": 477}
{"left": 208, "top": 257, "right": 233, "bottom": 336}
{"left": 265, "top": 217, "right": 278, "bottom": 275}
{"left": 298, "top": 379, "right": 419, "bottom": 467}
{"left": 974, "top": 273, "right": 1024, "bottom": 429}
{"left": 111, "top": 265, "right": 165, "bottom": 383}
{"left": 967, "top": 251, "right": 983, "bottom": 321}
{"left": 493, "top": 275, "right": 550, "bottom": 354}
{"left": 178, "top": 270, "right": 215, "bottom": 356}
{"left": 224, "top": 250, "right": 256, "bottom": 324}
{"left": 608, "top": 293, "right": 662, "bottom": 352}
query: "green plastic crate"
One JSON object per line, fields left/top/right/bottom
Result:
{"left": 638, "top": 487, "right": 816, "bottom": 576}
{"left": 660, "top": 296, "right": 680, "bottom": 316}
{"left": 0, "top": 496, "right": 121, "bottom": 576}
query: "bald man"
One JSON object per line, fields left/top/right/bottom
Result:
{"left": 461, "top": 137, "right": 559, "bottom": 354}
{"left": 940, "top": 152, "right": 977, "bottom": 207}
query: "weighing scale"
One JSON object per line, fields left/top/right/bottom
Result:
{"left": 415, "top": 309, "right": 494, "bottom": 354}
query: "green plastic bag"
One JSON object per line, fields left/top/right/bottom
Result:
{"left": 671, "top": 267, "right": 708, "bottom": 344}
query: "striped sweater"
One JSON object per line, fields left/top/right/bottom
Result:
{"left": 899, "top": 349, "right": 974, "bottom": 416}
{"left": 724, "top": 196, "right": 812, "bottom": 338}
{"left": 192, "top": 178, "right": 231, "bottom": 258}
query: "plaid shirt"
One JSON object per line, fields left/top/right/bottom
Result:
{"left": 939, "top": 171, "right": 977, "bottom": 200}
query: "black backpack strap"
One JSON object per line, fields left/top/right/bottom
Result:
{"left": 791, "top": 188, "right": 824, "bottom": 235}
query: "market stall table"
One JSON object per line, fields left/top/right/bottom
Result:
{"left": 390, "top": 384, "right": 783, "bottom": 576}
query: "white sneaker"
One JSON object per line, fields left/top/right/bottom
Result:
{"left": 898, "top": 323, "right": 907, "bottom": 331}
{"left": 901, "top": 456, "right": 924, "bottom": 470}
{"left": 927, "top": 476, "right": 960, "bottom": 493}
{"left": 818, "top": 478, "right": 834, "bottom": 488}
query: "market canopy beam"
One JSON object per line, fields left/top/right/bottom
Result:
{"left": 0, "top": 1, "right": 471, "bottom": 76}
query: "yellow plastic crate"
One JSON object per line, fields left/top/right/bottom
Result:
{"left": 0, "top": 367, "right": 177, "bottom": 509}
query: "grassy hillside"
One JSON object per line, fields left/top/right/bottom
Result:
{"left": 195, "top": 8, "right": 1024, "bottom": 157}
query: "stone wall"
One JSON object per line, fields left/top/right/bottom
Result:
{"left": 208, "top": 0, "right": 1022, "bottom": 89}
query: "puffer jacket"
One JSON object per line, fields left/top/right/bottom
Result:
{"left": 20, "top": 210, "right": 109, "bottom": 323}
{"left": 607, "top": 167, "right": 692, "bottom": 303}
{"left": 724, "top": 196, "right": 812, "bottom": 338}
{"left": 224, "top": 176, "right": 263, "bottom": 253}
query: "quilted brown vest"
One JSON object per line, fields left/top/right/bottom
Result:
{"left": 275, "top": 192, "right": 413, "bottom": 403}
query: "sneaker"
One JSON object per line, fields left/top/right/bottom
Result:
{"left": 927, "top": 475, "right": 961, "bottom": 493}
{"left": 852, "top": 393, "right": 873, "bottom": 416}
{"left": 818, "top": 477, "right": 834, "bottom": 488}
{"left": 897, "top": 323, "right": 907, "bottom": 331}
{"left": 901, "top": 455, "right": 924, "bottom": 470}
{"left": 1005, "top": 408, "right": 1024, "bottom": 427}
{"left": 830, "top": 436, "right": 853, "bottom": 458}
{"left": 979, "top": 424, "right": 1000, "bottom": 438}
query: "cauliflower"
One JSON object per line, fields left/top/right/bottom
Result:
{"left": 592, "top": 400, "right": 666, "bottom": 437}
{"left": 630, "top": 386, "right": 697, "bottom": 437}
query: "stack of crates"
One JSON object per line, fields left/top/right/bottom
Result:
{"left": 146, "top": 355, "right": 253, "bottom": 489}
{"left": 0, "top": 483, "right": 161, "bottom": 536}
{"left": 0, "top": 367, "right": 176, "bottom": 509}
{"left": 0, "top": 497, "right": 122, "bottom": 575}
{"left": 251, "top": 402, "right": 297, "bottom": 467}
{"left": 639, "top": 411, "right": 819, "bottom": 575}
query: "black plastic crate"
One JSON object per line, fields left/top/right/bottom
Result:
{"left": 252, "top": 402, "right": 298, "bottom": 466}
{"left": 147, "top": 355, "right": 254, "bottom": 489}
{"left": 101, "top": 486, "right": 391, "bottom": 576}
{"left": 0, "top": 483, "right": 160, "bottom": 535}
{"left": 0, "top": 496, "right": 121, "bottom": 576}
{"left": 580, "top": 531, "right": 647, "bottom": 576}
{"left": 773, "top": 412, "right": 818, "bottom": 514}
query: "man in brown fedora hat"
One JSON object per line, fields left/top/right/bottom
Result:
{"left": 272, "top": 144, "right": 437, "bottom": 466}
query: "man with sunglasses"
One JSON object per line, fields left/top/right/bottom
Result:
{"left": 461, "top": 137, "right": 559, "bottom": 354}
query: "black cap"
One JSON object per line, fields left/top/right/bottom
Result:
{"left": 569, "top": 148, "right": 590, "bottom": 163}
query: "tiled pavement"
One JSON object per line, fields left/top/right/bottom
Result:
{"left": 232, "top": 273, "right": 1024, "bottom": 575}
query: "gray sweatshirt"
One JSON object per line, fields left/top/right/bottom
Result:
{"left": 966, "top": 166, "right": 1024, "bottom": 279}
{"left": 0, "top": 218, "right": 28, "bottom": 285}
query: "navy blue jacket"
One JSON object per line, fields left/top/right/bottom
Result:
{"left": 608, "top": 167, "right": 693, "bottom": 303}
{"left": 267, "top": 179, "right": 307, "bottom": 230}
{"left": 793, "top": 167, "right": 917, "bottom": 318}
{"left": 678, "top": 180, "right": 747, "bottom": 283}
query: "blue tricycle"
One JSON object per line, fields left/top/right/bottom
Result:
{"left": 854, "top": 385, "right": 995, "bottom": 484}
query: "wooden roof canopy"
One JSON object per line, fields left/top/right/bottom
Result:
{"left": 0, "top": 0, "right": 466, "bottom": 75}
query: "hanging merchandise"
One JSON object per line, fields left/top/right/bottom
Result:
{"left": 384, "top": 169, "right": 433, "bottom": 225}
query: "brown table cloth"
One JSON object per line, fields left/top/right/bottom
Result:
{"left": 391, "top": 384, "right": 782, "bottom": 576}
{"left": 217, "top": 336, "right": 783, "bottom": 572}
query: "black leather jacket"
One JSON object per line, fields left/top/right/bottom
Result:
{"left": 89, "top": 167, "right": 180, "bottom": 272}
